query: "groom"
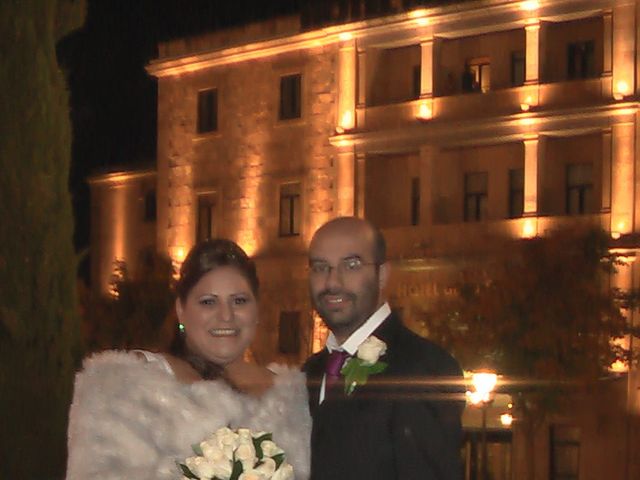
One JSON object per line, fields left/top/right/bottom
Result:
{"left": 303, "top": 217, "right": 464, "bottom": 480}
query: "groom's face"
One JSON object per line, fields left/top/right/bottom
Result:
{"left": 308, "top": 223, "right": 382, "bottom": 340}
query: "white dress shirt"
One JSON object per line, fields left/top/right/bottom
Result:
{"left": 319, "top": 302, "right": 391, "bottom": 403}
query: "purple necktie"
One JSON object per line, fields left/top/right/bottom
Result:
{"left": 324, "top": 350, "right": 350, "bottom": 400}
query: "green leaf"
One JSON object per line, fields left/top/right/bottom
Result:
{"left": 177, "top": 462, "right": 199, "bottom": 479}
{"left": 272, "top": 453, "right": 285, "bottom": 469}
{"left": 229, "top": 459, "right": 243, "bottom": 480}
{"left": 191, "top": 442, "right": 204, "bottom": 456}
{"left": 340, "top": 358, "right": 358, "bottom": 376}
{"left": 253, "top": 433, "right": 273, "bottom": 459}
{"left": 367, "top": 361, "right": 388, "bottom": 374}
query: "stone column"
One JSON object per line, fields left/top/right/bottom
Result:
{"left": 523, "top": 135, "right": 541, "bottom": 215}
{"left": 338, "top": 39, "right": 357, "bottom": 131}
{"left": 335, "top": 148, "right": 356, "bottom": 216}
{"left": 602, "top": 129, "right": 612, "bottom": 212}
{"left": 420, "top": 39, "right": 434, "bottom": 97}
{"left": 355, "top": 152, "right": 366, "bottom": 218}
{"left": 613, "top": 3, "right": 635, "bottom": 97}
{"left": 611, "top": 122, "right": 635, "bottom": 235}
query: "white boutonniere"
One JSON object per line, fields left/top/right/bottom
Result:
{"left": 340, "top": 336, "right": 388, "bottom": 395}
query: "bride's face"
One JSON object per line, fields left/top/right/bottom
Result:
{"left": 176, "top": 265, "right": 258, "bottom": 365}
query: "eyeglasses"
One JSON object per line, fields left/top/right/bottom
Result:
{"left": 308, "top": 257, "right": 378, "bottom": 276}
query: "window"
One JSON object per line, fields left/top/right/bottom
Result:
{"left": 566, "top": 164, "right": 593, "bottom": 215}
{"left": 197, "top": 193, "right": 216, "bottom": 242}
{"left": 279, "top": 74, "right": 302, "bottom": 120}
{"left": 567, "top": 41, "right": 595, "bottom": 79}
{"left": 197, "top": 88, "right": 218, "bottom": 133}
{"left": 550, "top": 425, "right": 580, "bottom": 480}
{"left": 143, "top": 190, "right": 156, "bottom": 222}
{"left": 511, "top": 51, "right": 525, "bottom": 86}
{"left": 278, "top": 311, "right": 300, "bottom": 355}
{"left": 463, "top": 58, "right": 490, "bottom": 93}
{"left": 411, "top": 177, "right": 420, "bottom": 225}
{"left": 279, "top": 182, "right": 301, "bottom": 236}
{"left": 464, "top": 172, "right": 488, "bottom": 222}
{"left": 412, "top": 65, "right": 421, "bottom": 99}
{"left": 508, "top": 169, "right": 524, "bottom": 218}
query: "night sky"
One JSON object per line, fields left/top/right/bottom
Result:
{"left": 57, "top": 0, "right": 302, "bottom": 277}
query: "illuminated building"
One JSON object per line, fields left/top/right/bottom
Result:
{"left": 89, "top": 1, "right": 640, "bottom": 477}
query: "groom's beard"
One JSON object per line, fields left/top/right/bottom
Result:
{"left": 312, "top": 284, "right": 378, "bottom": 338}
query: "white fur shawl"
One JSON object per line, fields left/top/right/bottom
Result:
{"left": 66, "top": 351, "right": 311, "bottom": 479}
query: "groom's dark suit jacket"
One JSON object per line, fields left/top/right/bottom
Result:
{"left": 303, "top": 313, "right": 464, "bottom": 480}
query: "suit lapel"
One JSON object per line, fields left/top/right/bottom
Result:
{"left": 305, "top": 349, "right": 328, "bottom": 415}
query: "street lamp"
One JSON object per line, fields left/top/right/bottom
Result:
{"left": 470, "top": 371, "right": 497, "bottom": 480}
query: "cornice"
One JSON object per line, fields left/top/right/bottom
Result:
{"left": 148, "top": 0, "right": 617, "bottom": 78}
{"left": 329, "top": 101, "right": 639, "bottom": 152}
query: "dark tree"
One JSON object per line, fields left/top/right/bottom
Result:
{"left": 420, "top": 226, "right": 635, "bottom": 480}
{"left": 80, "top": 249, "right": 176, "bottom": 353}
{"left": 0, "top": 1, "right": 85, "bottom": 477}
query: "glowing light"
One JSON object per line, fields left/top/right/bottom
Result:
{"left": 520, "top": 0, "right": 540, "bottom": 11}
{"left": 416, "top": 102, "right": 433, "bottom": 120}
{"left": 340, "top": 110, "right": 355, "bottom": 130}
{"left": 522, "top": 218, "right": 537, "bottom": 238}
{"left": 610, "top": 360, "right": 628, "bottom": 373}
{"left": 409, "top": 8, "right": 428, "bottom": 19}
{"left": 611, "top": 231, "right": 621, "bottom": 240}
{"left": 415, "top": 17, "right": 430, "bottom": 27}
{"left": 471, "top": 372, "right": 497, "bottom": 403}
{"left": 519, "top": 117, "right": 536, "bottom": 126}
{"left": 500, "top": 413, "right": 514, "bottom": 426}
{"left": 338, "top": 32, "right": 353, "bottom": 42}
{"left": 466, "top": 390, "right": 485, "bottom": 405}
{"left": 613, "top": 80, "right": 630, "bottom": 100}
{"left": 520, "top": 103, "right": 530, "bottom": 112}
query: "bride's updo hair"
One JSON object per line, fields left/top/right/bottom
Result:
{"left": 171, "top": 238, "right": 259, "bottom": 379}
{"left": 175, "top": 238, "right": 259, "bottom": 302}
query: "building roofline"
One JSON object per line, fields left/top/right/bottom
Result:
{"left": 147, "top": 0, "right": 565, "bottom": 77}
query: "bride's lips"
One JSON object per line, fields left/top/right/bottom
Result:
{"left": 208, "top": 328, "right": 240, "bottom": 337}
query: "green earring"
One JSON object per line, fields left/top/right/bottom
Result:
{"left": 178, "top": 323, "right": 185, "bottom": 333}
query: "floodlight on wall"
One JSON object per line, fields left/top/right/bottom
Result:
{"left": 520, "top": 95, "right": 534, "bottom": 112}
{"left": 408, "top": 8, "right": 428, "bottom": 19}
{"left": 522, "top": 218, "right": 537, "bottom": 238}
{"left": 416, "top": 101, "right": 433, "bottom": 121}
{"left": 520, "top": 0, "right": 540, "bottom": 11}
{"left": 339, "top": 110, "right": 355, "bottom": 131}
{"left": 613, "top": 80, "right": 630, "bottom": 100}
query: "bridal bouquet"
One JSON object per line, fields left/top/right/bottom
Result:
{"left": 178, "top": 427, "right": 294, "bottom": 480}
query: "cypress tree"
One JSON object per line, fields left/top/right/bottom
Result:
{"left": 0, "top": 1, "right": 85, "bottom": 477}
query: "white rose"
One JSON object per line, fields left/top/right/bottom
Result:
{"left": 215, "top": 427, "right": 239, "bottom": 450}
{"left": 260, "top": 440, "right": 284, "bottom": 458}
{"left": 272, "top": 462, "right": 294, "bottom": 480}
{"left": 255, "top": 457, "right": 276, "bottom": 477}
{"left": 201, "top": 440, "right": 226, "bottom": 462}
{"left": 237, "top": 429, "right": 253, "bottom": 443}
{"left": 356, "top": 336, "right": 387, "bottom": 365}
{"left": 238, "top": 470, "right": 267, "bottom": 480}
{"left": 236, "top": 442, "right": 257, "bottom": 467}
{"left": 211, "top": 458, "right": 234, "bottom": 480}
{"left": 186, "top": 456, "right": 216, "bottom": 479}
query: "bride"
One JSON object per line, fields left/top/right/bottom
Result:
{"left": 66, "top": 239, "right": 311, "bottom": 479}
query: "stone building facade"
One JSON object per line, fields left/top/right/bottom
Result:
{"left": 88, "top": 0, "right": 640, "bottom": 478}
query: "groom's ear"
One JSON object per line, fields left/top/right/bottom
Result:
{"left": 378, "top": 261, "right": 390, "bottom": 293}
